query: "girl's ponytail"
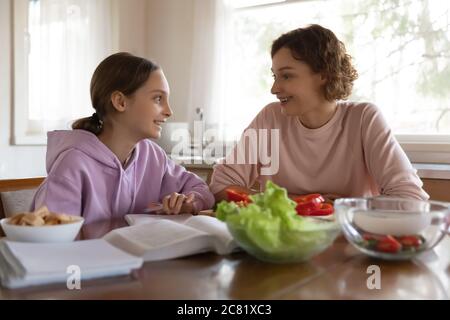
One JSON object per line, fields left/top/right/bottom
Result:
{"left": 72, "top": 112, "right": 104, "bottom": 135}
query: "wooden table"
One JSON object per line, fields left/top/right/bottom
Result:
{"left": 1, "top": 218, "right": 449, "bottom": 300}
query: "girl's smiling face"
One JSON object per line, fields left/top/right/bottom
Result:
{"left": 122, "top": 69, "right": 173, "bottom": 140}
{"left": 271, "top": 47, "right": 327, "bottom": 116}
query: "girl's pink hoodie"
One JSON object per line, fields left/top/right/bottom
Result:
{"left": 31, "top": 130, "right": 215, "bottom": 223}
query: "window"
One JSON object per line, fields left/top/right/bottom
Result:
{"left": 13, "top": 0, "right": 117, "bottom": 145}
{"left": 222, "top": 0, "right": 450, "bottom": 162}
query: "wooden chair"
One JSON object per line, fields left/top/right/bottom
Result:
{"left": 0, "top": 177, "right": 45, "bottom": 219}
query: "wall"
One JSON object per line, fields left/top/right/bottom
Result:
{"left": 114, "top": 0, "right": 149, "bottom": 56}
{"left": 146, "top": 0, "right": 195, "bottom": 123}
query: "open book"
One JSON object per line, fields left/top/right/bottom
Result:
{"left": 102, "top": 214, "right": 240, "bottom": 262}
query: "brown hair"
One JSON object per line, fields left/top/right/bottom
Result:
{"left": 271, "top": 24, "right": 358, "bottom": 101}
{"left": 72, "top": 52, "right": 160, "bottom": 135}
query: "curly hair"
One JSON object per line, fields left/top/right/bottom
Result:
{"left": 271, "top": 24, "right": 358, "bottom": 101}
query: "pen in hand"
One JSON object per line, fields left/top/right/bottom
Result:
{"left": 146, "top": 193, "right": 196, "bottom": 215}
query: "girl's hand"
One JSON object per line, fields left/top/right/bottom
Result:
{"left": 162, "top": 192, "right": 196, "bottom": 215}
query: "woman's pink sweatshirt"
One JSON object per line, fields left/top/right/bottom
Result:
{"left": 210, "top": 101, "right": 429, "bottom": 200}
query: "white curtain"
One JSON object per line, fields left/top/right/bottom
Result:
{"left": 187, "top": 0, "right": 232, "bottom": 141}
{"left": 27, "top": 0, "right": 116, "bottom": 133}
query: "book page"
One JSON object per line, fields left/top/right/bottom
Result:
{"left": 103, "top": 220, "right": 215, "bottom": 262}
{"left": 125, "top": 213, "right": 192, "bottom": 225}
{"left": 124, "top": 214, "right": 239, "bottom": 255}
{"left": 184, "top": 216, "right": 238, "bottom": 254}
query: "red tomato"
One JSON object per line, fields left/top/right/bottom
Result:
{"left": 363, "top": 233, "right": 384, "bottom": 241}
{"left": 376, "top": 236, "right": 402, "bottom": 253}
{"left": 396, "top": 235, "right": 422, "bottom": 248}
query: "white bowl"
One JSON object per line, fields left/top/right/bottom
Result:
{"left": 0, "top": 217, "right": 84, "bottom": 243}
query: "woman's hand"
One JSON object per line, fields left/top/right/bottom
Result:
{"left": 322, "top": 194, "right": 344, "bottom": 204}
{"left": 162, "top": 192, "right": 196, "bottom": 215}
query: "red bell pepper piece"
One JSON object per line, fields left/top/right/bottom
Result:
{"left": 226, "top": 189, "right": 251, "bottom": 204}
{"left": 312, "top": 203, "right": 334, "bottom": 215}
{"left": 297, "top": 203, "right": 334, "bottom": 216}
{"left": 294, "top": 193, "right": 334, "bottom": 216}
{"left": 293, "top": 194, "right": 324, "bottom": 212}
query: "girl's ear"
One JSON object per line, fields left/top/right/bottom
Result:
{"left": 111, "top": 91, "right": 127, "bottom": 112}
{"left": 319, "top": 73, "right": 327, "bottom": 85}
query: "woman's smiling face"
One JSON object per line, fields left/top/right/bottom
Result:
{"left": 271, "top": 47, "right": 327, "bottom": 116}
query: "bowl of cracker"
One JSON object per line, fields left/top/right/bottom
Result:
{"left": 0, "top": 206, "right": 84, "bottom": 243}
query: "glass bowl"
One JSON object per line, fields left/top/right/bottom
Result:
{"left": 335, "top": 197, "right": 450, "bottom": 260}
{"left": 226, "top": 217, "right": 340, "bottom": 263}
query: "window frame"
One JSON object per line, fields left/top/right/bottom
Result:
{"left": 228, "top": 0, "right": 450, "bottom": 164}
{"left": 11, "top": 0, "right": 119, "bottom": 146}
{"left": 12, "top": 0, "right": 46, "bottom": 145}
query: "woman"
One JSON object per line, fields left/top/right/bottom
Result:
{"left": 210, "top": 24, "right": 428, "bottom": 202}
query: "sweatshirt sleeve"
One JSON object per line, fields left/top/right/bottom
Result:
{"left": 209, "top": 106, "right": 271, "bottom": 195}
{"left": 31, "top": 174, "right": 82, "bottom": 216}
{"left": 361, "top": 104, "right": 429, "bottom": 200}
{"left": 159, "top": 157, "right": 215, "bottom": 211}
{"left": 209, "top": 151, "right": 261, "bottom": 195}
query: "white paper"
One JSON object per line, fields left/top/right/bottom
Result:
{"left": 126, "top": 213, "right": 192, "bottom": 225}
{"left": 104, "top": 214, "right": 239, "bottom": 262}
{"left": 0, "top": 239, "right": 143, "bottom": 289}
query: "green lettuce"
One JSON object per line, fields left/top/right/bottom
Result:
{"left": 217, "top": 181, "right": 339, "bottom": 262}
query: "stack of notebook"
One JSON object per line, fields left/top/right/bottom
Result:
{"left": 0, "top": 239, "right": 143, "bottom": 289}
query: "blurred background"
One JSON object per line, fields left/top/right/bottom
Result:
{"left": 1, "top": 0, "right": 449, "bottom": 178}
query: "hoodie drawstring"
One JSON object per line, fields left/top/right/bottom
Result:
{"left": 112, "top": 158, "right": 124, "bottom": 217}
